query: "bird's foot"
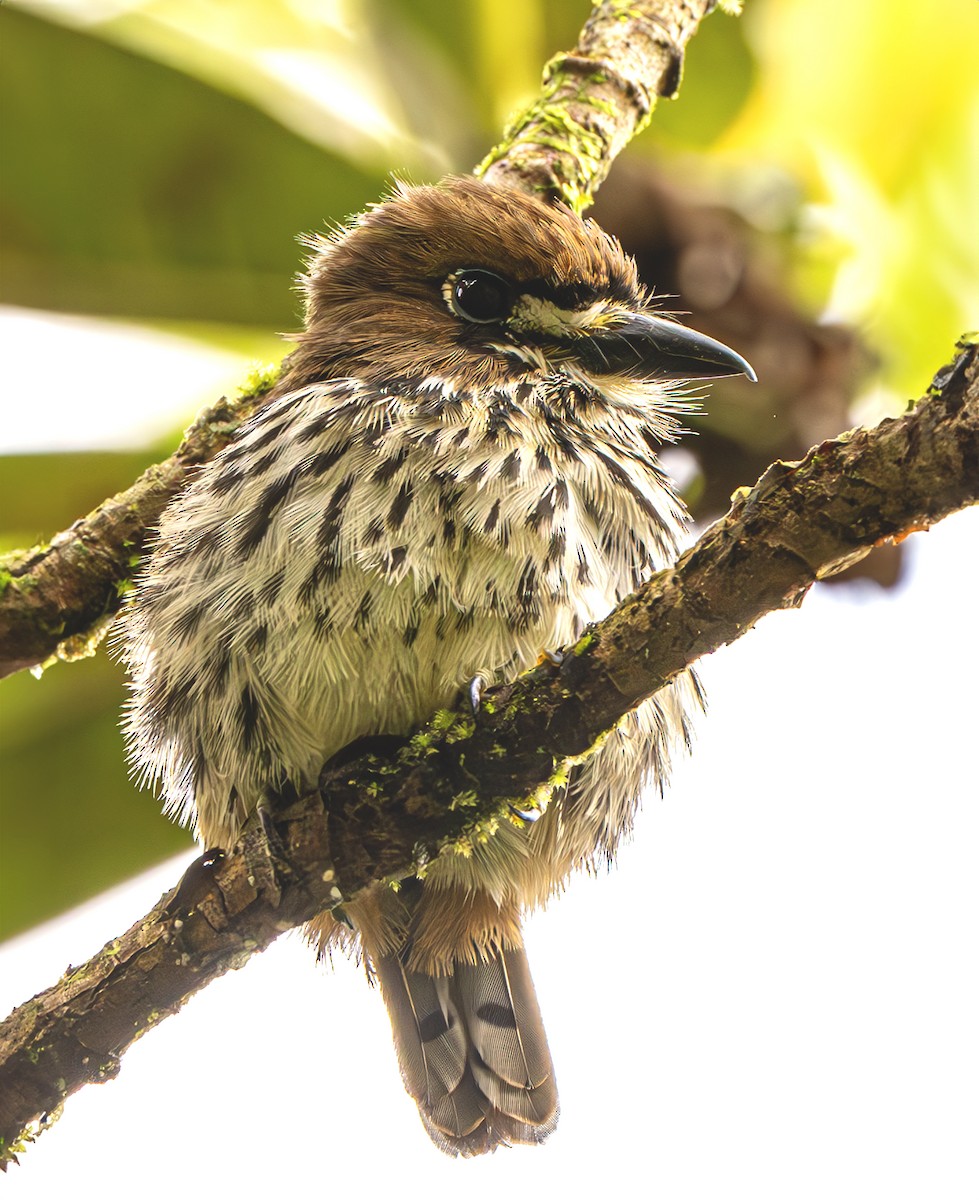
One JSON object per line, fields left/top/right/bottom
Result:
{"left": 242, "top": 788, "right": 298, "bottom": 906}
{"left": 165, "top": 847, "right": 226, "bottom": 917}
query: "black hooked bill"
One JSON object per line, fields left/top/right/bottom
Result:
{"left": 583, "top": 311, "right": 757, "bottom": 383}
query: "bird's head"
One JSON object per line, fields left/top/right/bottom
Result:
{"left": 290, "top": 176, "right": 755, "bottom": 396}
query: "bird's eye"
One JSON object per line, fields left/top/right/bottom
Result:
{"left": 447, "top": 270, "right": 512, "bottom": 324}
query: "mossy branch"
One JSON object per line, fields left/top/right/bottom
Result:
{"left": 0, "top": 0, "right": 722, "bottom": 681}
{"left": 2, "top": 339, "right": 976, "bottom": 1163}
{"left": 478, "top": 0, "right": 719, "bottom": 209}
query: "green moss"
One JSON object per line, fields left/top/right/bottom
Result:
{"left": 573, "top": 630, "right": 596, "bottom": 655}
{"left": 475, "top": 49, "right": 627, "bottom": 213}
{"left": 587, "top": 97, "right": 619, "bottom": 119}
{"left": 429, "top": 709, "right": 454, "bottom": 732}
{"left": 449, "top": 789, "right": 478, "bottom": 811}
{"left": 425, "top": 708, "right": 476, "bottom": 745}
{"left": 5, "top": 566, "right": 38, "bottom": 594}
{"left": 55, "top": 611, "right": 116, "bottom": 665}
{"left": 239, "top": 361, "right": 280, "bottom": 398}
{"left": 409, "top": 729, "right": 434, "bottom": 753}
{"left": 1, "top": 1126, "right": 37, "bottom": 1166}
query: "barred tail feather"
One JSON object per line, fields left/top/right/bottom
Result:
{"left": 373, "top": 943, "right": 558, "bottom": 1156}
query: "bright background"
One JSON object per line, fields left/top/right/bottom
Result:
{"left": 1, "top": 0, "right": 977, "bottom": 1194}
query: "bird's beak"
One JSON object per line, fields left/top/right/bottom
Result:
{"left": 579, "top": 311, "right": 757, "bottom": 382}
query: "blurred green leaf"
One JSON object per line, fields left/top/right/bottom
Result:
{"left": 0, "top": 444, "right": 197, "bottom": 937}
{"left": 717, "top": 0, "right": 979, "bottom": 397}
{"left": 0, "top": 653, "right": 193, "bottom": 940}
{"left": 0, "top": 451, "right": 165, "bottom": 549}
{"left": 0, "top": 6, "right": 382, "bottom": 324}
{"left": 648, "top": 9, "right": 756, "bottom": 149}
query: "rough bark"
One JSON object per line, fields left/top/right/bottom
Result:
{"left": 2, "top": 339, "right": 976, "bottom": 1163}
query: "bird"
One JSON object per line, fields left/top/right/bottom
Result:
{"left": 120, "top": 175, "right": 754, "bottom": 1156}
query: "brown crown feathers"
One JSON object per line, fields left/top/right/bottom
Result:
{"left": 285, "top": 176, "right": 644, "bottom": 391}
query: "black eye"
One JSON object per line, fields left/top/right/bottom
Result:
{"left": 448, "top": 269, "right": 512, "bottom": 324}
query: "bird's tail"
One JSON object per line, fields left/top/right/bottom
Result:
{"left": 372, "top": 940, "right": 559, "bottom": 1156}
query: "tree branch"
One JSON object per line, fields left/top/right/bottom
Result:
{"left": 477, "top": 0, "right": 717, "bottom": 209}
{"left": 0, "top": 0, "right": 721, "bottom": 681}
{"left": 0, "top": 374, "right": 276, "bottom": 680}
{"left": 2, "top": 338, "right": 976, "bottom": 1160}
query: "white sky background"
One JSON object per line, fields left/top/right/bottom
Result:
{"left": 1, "top": 309, "right": 976, "bottom": 1197}
{"left": 0, "top": 307, "right": 253, "bottom": 453}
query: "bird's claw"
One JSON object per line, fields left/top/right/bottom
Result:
{"left": 509, "top": 803, "right": 541, "bottom": 825}
{"left": 257, "top": 797, "right": 287, "bottom": 860}
{"left": 242, "top": 792, "right": 296, "bottom": 904}
{"left": 468, "top": 674, "right": 487, "bottom": 714}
